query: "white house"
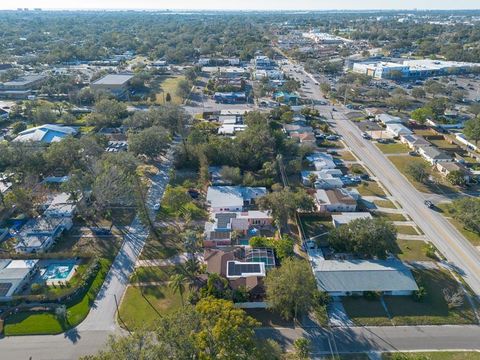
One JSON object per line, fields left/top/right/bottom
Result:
{"left": 386, "top": 123, "right": 412, "bottom": 137}
{"left": 418, "top": 146, "right": 452, "bottom": 164}
{"left": 331, "top": 212, "right": 373, "bottom": 227}
{"left": 301, "top": 170, "right": 344, "bottom": 189}
{"left": 0, "top": 259, "right": 39, "bottom": 299}
{"left": 43, "top": 193, "right": 77, "bottom": 218}
{"left": 206, "top": 186, "right": 267, "bottom": 212}
{"left": 314, "top": 189, "right": 357, "bottom": 213}
{"left": 377, "top": 113, "right": 403, "bottom": 125}
{"left": 306, "top": 152, "right": 337, "bottom": 171}
{"left": 400, "top": 134, "right": 431, "bottom": 150}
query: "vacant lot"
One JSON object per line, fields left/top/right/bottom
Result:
{"left": 299, "top": 215, "right": 333, "bottom": 241}
{"left": 154, "top": 76, "right": 185, "bottom": 105}
{"left": 118, "top": 284, "right": 188, "bottom": 330}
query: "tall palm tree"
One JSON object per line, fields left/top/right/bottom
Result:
{"left": 169, "top": 273, "right": 187, "bottom": 307}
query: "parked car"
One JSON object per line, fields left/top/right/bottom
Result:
{"left": 361, "top": 132, "right": 371, "bottom": 140}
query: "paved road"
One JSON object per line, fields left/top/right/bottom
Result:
{"left": 257, "top": 325, "right": 480, "bottom": 357}
{"left": 284, "top": 61, "right": 480, "bottom": 297}
{"left": 0, "top": 145, "right": 176, "bottom": 360}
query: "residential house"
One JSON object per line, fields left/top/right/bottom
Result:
{"left": 436, "top": 162, "right": 471, "bottom": 182}
{"left": 0, "top": 259, "right": 39, "bottom": 299}
{"left": 306, "top": 152, "right": 337, "bottom": 171}
{"left": 310, "top": 256, "right": 419, "bottom": 296}
{"left": 13, "top": 124, "right": 77, "bottom": 144}
{"left": 14, "top": 216, "right": 73, "bottom": 253}
{"left": 214, "top": 92, "right": 246, "bottom": 104}
{"left": 331, "top": 212, "right": 373, "bottom": 228}
{"left": 273, "top": 91, "right": 299, "bottom": 105}
{"left": 418, "top": 146, "right": 452, "bottom": 164}
{"left": 377, "top": 114, "right": 403, "bottom": 125}
{"left": 386, "top": 123, "right": 412, "bottom": 137}
{"left": 91, "top": 73, "right": 133, "bottom": 98}
{"left": 283, "top": 124, "right": 313, "bottom": 135}
{"left": 455, "top": 133, "right": 479, "bottom": 152}
{"left": 43, "top": 193, "right": 76, "bottom": 218}
{"left": 204, "top": 210, "right": 273, "bottom": 247}
{"left": 290, "top": 132, "right": 316, "bottom": 145}
{"left": 301, "top": 170, "right": 344, "bottom": 190}
{"left": 218, "top": 124, "right": 247, "bottom": 135}
{"left": 365, "top": 108, "right": 384, "bottom": 118}
{"left": 204, "top": 248, "right": 275, "bottom": 299}
{"left": 314, "top": 189, "right": 357, "bottom": 213}
{"left": 400, "top": 134, "right": 431, "bottom": 150}
{"left": 206, "top": 186, "right": 267, "bottom": 212}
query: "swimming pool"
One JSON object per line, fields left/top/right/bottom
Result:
{"left": 41, "top": 262, "right": 77, "bottom": 284}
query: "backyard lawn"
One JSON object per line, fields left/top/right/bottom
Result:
{"left": 118, "top": 284, "right": 188, "bottom": 330}
{"left": 375, "top": 142, "right": 410, "bottom": 154}
{"left": 299, "top": 215, "right": 333, "bottom": 241}
{"left": 4, "top": 258, "right": 112, "bottom": 335}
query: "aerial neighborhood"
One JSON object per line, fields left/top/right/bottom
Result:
{"left": 0, "top": 7, "right": 479, "bottom": 360}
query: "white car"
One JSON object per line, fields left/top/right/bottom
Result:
{"left": 153, "top": 203, "right": 161, "bottom": 211}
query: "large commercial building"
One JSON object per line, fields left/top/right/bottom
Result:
{"left": 91, "top": 73, "right": 133, "bottom": 97}
{"left": 0, "top": 74, "right": 46, "bottom": 99}
{"left": 353, "top": 59, "right": 480, "bottom": 80}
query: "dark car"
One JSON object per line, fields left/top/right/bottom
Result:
{"left": 424, "top": 200, "right": 434, "bottom": 209}
{"left": 91, "top": 228, "right": 112, "bottom": 236}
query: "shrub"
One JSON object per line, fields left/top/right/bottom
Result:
{"left": 412, "top": 286, "right": 427, "bottom": 302}
{"left": 30, "top": 283, "right": 43, "bottom": 294}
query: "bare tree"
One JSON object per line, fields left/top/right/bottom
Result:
{"left": 442, "top": 288, "right": 464, "bottom": 309}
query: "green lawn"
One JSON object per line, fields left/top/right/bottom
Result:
{"left": 376, "top": 142, "right": 410, "bottom": 154}
{"left": 396, "top": 225, "right": 420, "bottom": 235}
{"left": 337, "top": 150, "right": 357, "bottom": 161}
{"left": 132, "top": 266, "right": 173, "bottom": 283}
{"left": 385, "top": 269, "right": 478, "bottom": 326}
{"left": 375, "top": 212, "right": 407, "bottom": 221}
{"left": 374, "top": 199, "right": 397, "bottom": 209}
{"left": 299, "top": 215, "right": 333, "bottom": 241}
{"left": 437, "top": 203, "right": 480, "bottom": 246}
{"left": 118, "top": 284, "right": 188, "bottom": 330}
{"left": 342, "top": 297, "right": 391, "bottom": 326}
{"left": 383, "top": 352, "right": 480, "bottom": 360}
{"left": 396, "top": 240, "right": 432, "bottom": 261}
{"left": 356, "top": 182, "right": 386, "bottom": 197}
{"left": 4, "top": 259, "right": 112, "bottom": 335}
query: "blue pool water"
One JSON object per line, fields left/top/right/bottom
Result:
{"left": 42, "top": 263, "right": 75, "bottom": 281}
{"left": 239, "top": 239, "right": 249, "bottom": 246}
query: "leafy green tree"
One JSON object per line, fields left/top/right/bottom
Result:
{"left": 11, "top": 121, "right": 27, "bottom": 134}
{"left": 446, "top": 170, "right": 466, "bottom": 186}
{"left": 219, "top": 166, "right": 242, "bottom": 184}
{"left": 194, "top": 297, "right": 260, "bottom": 360}
{"left": 328, "top": 218, "right": 397, "bottom": 259}
{"left": 386, "top": 95, "right": 411, "bottom": 111}
{"left": 406, "top": 161, "right": 429, "bottom": 183}
{"left": 265, "top": 258, "right": 317, "bottom": 321}
{"left": 257, "top": 188, "right": 314, "bottom": 229}
{"left": 176, "top": 79, "right": 191, "bottom": 101}
{"left": 449, "top": 198, "right": 480, "bottom": 234}
{"left": 464, "top": 117, "right": 480, "bottom": 146}
{"left": 293, "top": 338, "right": 311, "bottom": 359}
{"left": 33, "top": 105, "right": 57, "bottom": 124}
{"left": 411, "top": 87, "right": 426, "bottom": 99}
{"left": 411, "top": 107, "right": 434, "bottom": 124}
{"left": 128, "top": 126, "right": 170, "bottom": 159}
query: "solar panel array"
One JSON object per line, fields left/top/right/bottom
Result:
{"left": 228, "top": 262, "right": 261, "bottom": 276}
{"left": 0, "top": 282, "right": 12, "bottom": 297}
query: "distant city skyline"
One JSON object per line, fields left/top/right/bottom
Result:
{"left": 1, "top": 0, "right": 480, "bottom": 11}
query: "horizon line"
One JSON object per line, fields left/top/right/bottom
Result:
{"left": 1, "top": 7, "right": 480, "bottom": 11}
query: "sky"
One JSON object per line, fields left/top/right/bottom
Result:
{"left": 1, "top": 0, "right": 480, "bottom": 11}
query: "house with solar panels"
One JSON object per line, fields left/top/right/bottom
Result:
{"left": 204, "top": 248, "right": 276, "bottom": 300}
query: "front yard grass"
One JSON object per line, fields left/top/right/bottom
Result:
{"left": 375, "top": 142, "right": 410, "bottom": 154}
{"left": 395, "top": 225, "right": 420, "bottom": 235}
{"left": 383, "top": 352, "right": 480, "bottom": 360}
{"left": 374, "top": 199, "right": 397, "bottom": 209}
{"left": 4, "top": 258, "right": 112, "bottom": 335}
{"left": 437, "top": 203, "right": 480, "bottom": 246}
{"left": 385, "top": 269, "right": 478, "bottom": 326}
{"left": 356, "top": 182, "right": 386, "bottom": 197}
{"left": 118, "top": 284, "right": 188, "bottom": 330}
{"left": 337, "top": 150, "right": 357, "bottom": 162}
{"left": 342, "top": 297, "right": 391, "bottom": 326}
{"left": 132, "top": 266, "right": 173, "bottom": 283}
{"left": 396, "top": 240, "right": 432, "bottom": 261}
{"left": 375, "top": 212, "right": 407, "bottom": 221}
